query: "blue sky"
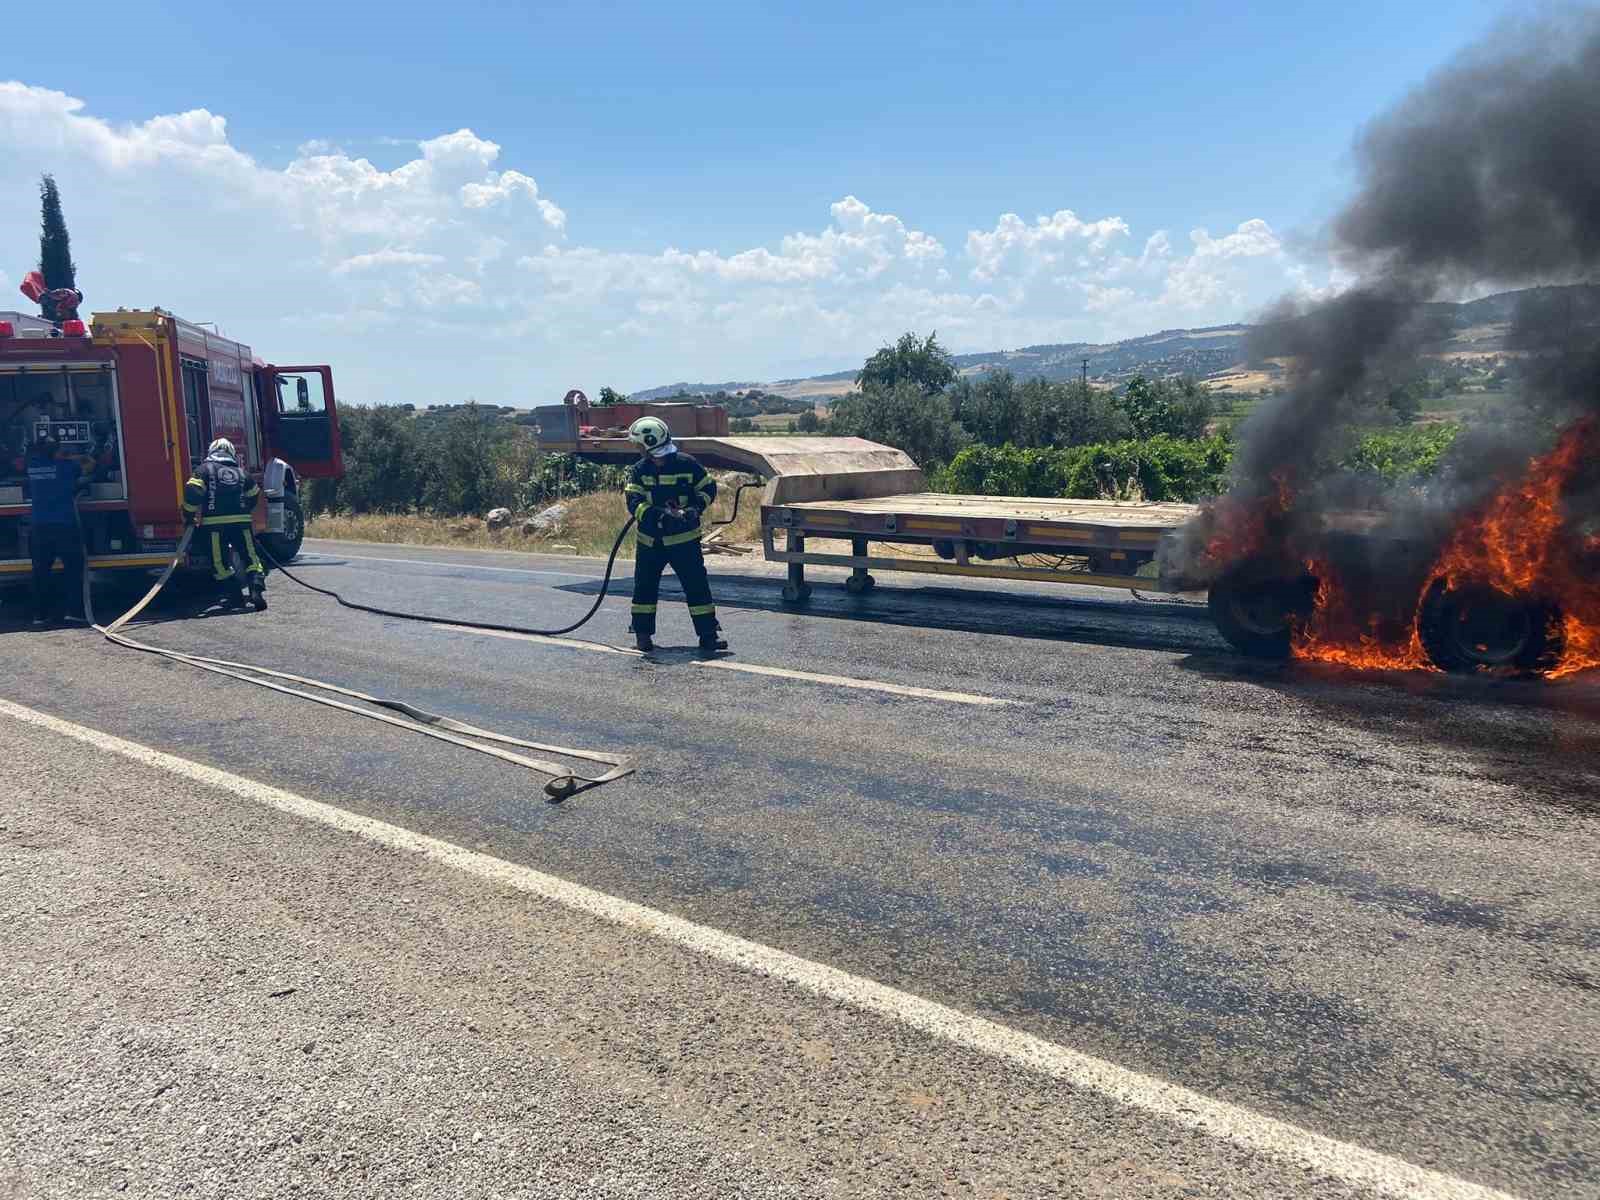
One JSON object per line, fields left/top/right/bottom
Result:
{"left": 1, "top": 0, "right": 1515, "bottom": 402}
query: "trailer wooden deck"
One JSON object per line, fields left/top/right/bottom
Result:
{"left": 764, "top": 494, "right": 1201, "bottom": 599}
{"left": 538, "top": 422, "right": 1203, "bottom": 598}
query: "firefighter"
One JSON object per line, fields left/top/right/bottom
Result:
{"left": 183, "top": 438, "right": 268, "bottom": 611}
{"left": 22, "top": 436, "right": 89, "bottom": 626}
{"left": 623, "top": 416, "right": 727, "bottom": 655}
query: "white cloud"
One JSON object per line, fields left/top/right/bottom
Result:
{"left": 0, "top": 82, "right": 1328, "bottom": 399}
{"left": 333, "top": 249, "right": 447, "bottom": 274}
{"left": 967, "top": 209, "right": 1132, "bottom": 282}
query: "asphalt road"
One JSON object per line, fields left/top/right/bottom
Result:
{"left": 3, "top": 538, "right": 1598, "bottom": 1198}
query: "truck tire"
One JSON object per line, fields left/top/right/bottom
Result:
{"left": 1417, "top": 579, "right": 1563, "bottom": 675}
{"left": 1208, "top": 562, "right": 1316, "bottom": 659}
{"left": 260, "top": 492, "right": 306, "bottom": 564}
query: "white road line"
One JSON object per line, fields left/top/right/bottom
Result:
{"left": 690, "top": 658, "right": 1015, "bottom": 707}
{"left": 432, "top": 623, "right": 1015, "bottom": 706}
{"left": 431, "top": 623, "right": 638, "bottom": 656}
{"left": 0, "top": 696, "right": 1520, "bottom": 1200}
{"left": 301, "top": 550, "right": 600, "bottom": 580}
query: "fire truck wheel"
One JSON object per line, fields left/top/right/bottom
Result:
{"left": 1417, "top": 579, "right": 1564, "bottom": 674}
{"left": 1207, "top": 562, "right": 1316, "bottom": 659}
{"left": 261, "top": 493, "right": 306, "bottom": 564}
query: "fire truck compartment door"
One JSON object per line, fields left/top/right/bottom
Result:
{"left": 264, "top": 366, "right": 344, "bottom": 478}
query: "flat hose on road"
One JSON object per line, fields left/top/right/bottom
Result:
{"left": 85, "top": 527, "right": 634, "bottom": 802}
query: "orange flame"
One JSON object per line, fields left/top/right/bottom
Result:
{"left": 1203, "top": 472, "right": 1292, "bottom": 567}
{"left": 1291, "top": 558, "right": 1435, "bottom": 671}
{"left": 1292, "top": 419, "right": 1600, "bottom": 678}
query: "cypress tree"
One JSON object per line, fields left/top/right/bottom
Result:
{"left": 38, "top": 174, "right": 77, "bottom": 322}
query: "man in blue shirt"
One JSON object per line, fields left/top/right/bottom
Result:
{"left": 23, "top": 437, "right": 89, "bottom": 626}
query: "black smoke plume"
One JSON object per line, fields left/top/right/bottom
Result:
{"left": 1169, "top": 10, "right": 1600, "bottom": 587}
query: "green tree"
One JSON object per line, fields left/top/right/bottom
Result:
{"left": 37, "top": 174, "right": 77, "bottom": 322}
{"left": 827, "top": 379, "right": 969, "bottom": 469}
{"left": 856, "top": 332, "right": 957, "bottom": 395}
{"left": 1385, "top": 378, "right": 1425, "bottom": 423}
{"left": 422, "top": 403, "right": 505, "bottom": 515}
{"left": 796, "top": 409, "right": 821, "bottom": 432}
{"left": 326, "top": 404, "right": 426, "bottom": 513}
{"left": 1115, "top": 375, "right": 1215, "bottom": 440}
{"left": 952, "top": 373, "right": 1131, "bottom": 449}
{"left": 951, "top": 371, "right": 1024, "bottom": 447}
{"left": 1019, "top": 378, "right": 1131, "bottom": 448}
{"left": 597, "top": 386, "right": 628, "bottom": 406}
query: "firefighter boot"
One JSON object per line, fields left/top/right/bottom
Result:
{"left": 249, "top": 577, "right": 268, "bottom": 612}
{"left": 697, "top": 621, "right": 728, "bottom": 657}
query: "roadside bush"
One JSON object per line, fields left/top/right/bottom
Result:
{"left": 937, "top": 435, "right": 1234, "bottom": 502}
{"left": 1342, "top": 423, "right": 1460, "bottom": 483}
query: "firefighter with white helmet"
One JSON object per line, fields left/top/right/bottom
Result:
{"left": 183, "top": 437, "right": 268, "bottom": 611}
{"left": 622, "top": 416, "right": 726, "bottom": 654}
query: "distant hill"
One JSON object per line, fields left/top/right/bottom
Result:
{"left": 630, "top": 380, "right": 768, "bottom": 402}
{"left": 632, "top": 285, "right": 1600, "bottom": 403}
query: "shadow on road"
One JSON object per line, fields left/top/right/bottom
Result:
{"left": 561, "top": 570, "right": 1225, "bottom": 658}
{"left": 0, "top": 575, "right": 265, "bottom": 635}
{"left": 1176, "top": 653, "right": 1600, "bottom": 816}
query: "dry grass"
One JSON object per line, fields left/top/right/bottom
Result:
{"left": 306, "top": 475, "right": 765, "bottom": 560}
{"left": 765, "top": 378, "right": 858, "bottom": 399}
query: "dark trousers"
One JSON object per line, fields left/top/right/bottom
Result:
{"left": 207, "top": 524, "right": 265, "bottom": 586}
{"left": 630, "top": 540, "right": 717, "bottom": 639}
{"left": 29, "top": 523, "right": 86, "bottom": 621}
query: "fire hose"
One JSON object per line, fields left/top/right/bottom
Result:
{"left": 83, "top": 524, "right": 634, "bottom": 802}
{"left": 258, "top": 480, "right": 761, "bottom": 640}
{"left": 78, "top": 481, "right": 761, "bottom": 802}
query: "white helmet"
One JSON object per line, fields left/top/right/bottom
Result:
{"left": 627, "top": 416, "right": 671, "bottom": 451}
{"left": 208, "top": 437, "right": 237, "bottom": 460}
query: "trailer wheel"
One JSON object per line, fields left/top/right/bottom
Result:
{"left": 844, "top": 572, "right": 875, "bottom": 595}
{"left": 1208, "top": 563, "right": 1316, "bottom": 659}
{"left": 1417, "top": 579, "right": 1563, "bottom": 674}
{"left": 261, "top": 493, "right": 306, "bottom": 564}
{"left": 782, "top": 581, "right": 813, "bottom": 604}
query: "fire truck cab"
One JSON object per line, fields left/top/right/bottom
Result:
{"left": 0, "top": 307, "right": 342, "bottom": 584}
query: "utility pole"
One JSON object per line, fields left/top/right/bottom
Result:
{"left": 1081, "top": 357, "right": 1089, "bottom": 389}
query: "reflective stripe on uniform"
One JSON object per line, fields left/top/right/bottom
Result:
{"left": 635, "top": 530, "right": 655, "bottom": 547}
{"left": 687, "top": 604, "right": 716, "bottom": 617}
{"left": 631, "top": 603, "right": 658, "bottom": 614}
{"left": 239, "top": 528, "right": 264, "bottom": 576}
{"left": 633, "top": 503, "right": 650, "bottom": 522}
{"left": 662, "top": 525, "right": 703, "bottom": 546}
{"left": 199, "top": 513, "right": 255, "bottom": 525}
{"left": 210, "top": 531, "right": 229, "bottom": 581}
{"left": 649, "top": 473, "right": 696, "bottom": 485}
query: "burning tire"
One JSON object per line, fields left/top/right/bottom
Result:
{"left": 1207, "top": 562, "right": 1317, "bottom": 659}
{"left": 1417, "top": 580, "right": 1564, "bottom": 675}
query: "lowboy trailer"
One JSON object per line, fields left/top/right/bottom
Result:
{"left": 534, "top": 400, "right": 1574, "bottom": 673}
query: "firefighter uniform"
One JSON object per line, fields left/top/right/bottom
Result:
{"left": 623, "top": 448, "right": 720, "bottom": 645}
{"left": 183, "top": 449, "right": 266, "bottom": 601}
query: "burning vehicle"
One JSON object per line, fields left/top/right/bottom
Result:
{"left": 1173, "top": 13, "right": 1600, "bottom": 679}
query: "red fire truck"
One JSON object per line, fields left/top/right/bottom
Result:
{"left": 0, "top": 307, "right": 342, "bottom": 582}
